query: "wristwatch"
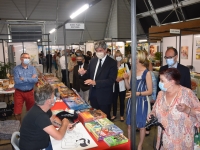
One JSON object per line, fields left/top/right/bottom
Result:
{"left": 139, "top": 92, "right": 142, "bottom": 96}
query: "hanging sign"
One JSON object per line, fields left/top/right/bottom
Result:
{"left": 170, "top": 29, "right": 180, "bottom": 34}
{"left": 65, "top": 23, "right": 85, "bottom": 29}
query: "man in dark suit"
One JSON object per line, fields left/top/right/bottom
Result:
{"left": 78, "top": 41, "right": 117, "bottom": 119}
{"left": 46, "top": 51, "right": 52, "bottom": 73}
{"left": 159, "top": 47, "right": 191, "bottom": 89}
{"left": 73, "top": 55, "right": 90, "bottom": 102}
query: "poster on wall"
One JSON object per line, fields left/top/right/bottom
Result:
{"left": 196, "top": 47, "right": 200, "bottom": 60}
{"left": 24, "top": 42, "right": 39, "bottom": 65}
{"left": 181, "top": 46, "right": 189, "bottom": 59}
{"left": 196, "top": 40, "right": 200, "bottom": 46}
{"left": 148, "top": 45, "right": 157, "bottom": 61}
{"left": 106, "top": 42, "right": 125, "bottom": 56}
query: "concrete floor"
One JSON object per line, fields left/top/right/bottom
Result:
{"left": 0, "top": 65, "right": 157, "bottom": 150}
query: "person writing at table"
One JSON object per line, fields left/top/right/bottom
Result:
{"left": 19, "top": 84, "right": 73, "bottom": 150}
{"left": 148, "top": 68, "right": 200, "bottom": 150}
{"left": 13, "top": 53, "right": 38, "bottom": 123}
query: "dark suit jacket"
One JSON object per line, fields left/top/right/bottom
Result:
{"left": 159, "top": 63, "right": 191, "bottom": 89}
{"left": 82, "top": 56, "right": 117, "bottom": 105}
{"left": 73, "top": 63, "right": 90, "bottom": 92}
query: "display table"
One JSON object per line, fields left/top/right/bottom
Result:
{"left": 51, "top": 102, "right": 130, "bottom": 150}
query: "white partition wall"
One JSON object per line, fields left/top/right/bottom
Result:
{"left": 193, "top": 34, "right": 200, "bottom": 72}
{"left": 86, "top": 42, "right": 95, "bottom": 53}
{"left": 106, "top": 42, "right": 125, "bottom": 56}
{"left": 177, "top": 35, "right": 193, "bottom": 66}
{"left": 162, "top": 36, "right": 177, "bottom": 66}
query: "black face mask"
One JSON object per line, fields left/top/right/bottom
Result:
{"left": 77, "top": 61, "right": 83, "bottom": 66}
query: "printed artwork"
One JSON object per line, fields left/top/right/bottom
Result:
{"left": 196, "top": 40, "right": 200, "bottom": 46}
{"left": 181, "top": 46, "right": 188, "bottom": 59}
{"left": 50, "top": 123, "right": 97, "bottom": 150}
{"left": 196, "top": 47, "right": 200, "bottom": 60}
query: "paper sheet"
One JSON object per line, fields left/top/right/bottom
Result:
{"left": 50, "top": 123, "right": 98, "bottom": 150}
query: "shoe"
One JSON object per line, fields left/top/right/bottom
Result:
{"left": 145, "top": 131, "right": 150, "bottom": 136}
{"left": 110, "top": 116, "right": 116, "bottom": 121}
{"left": 120, "top": 117, "right": 124, "bottom": 122}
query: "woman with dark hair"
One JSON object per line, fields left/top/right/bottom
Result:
{"left": 148, "top": 68, "right": 200, "bottom": 150}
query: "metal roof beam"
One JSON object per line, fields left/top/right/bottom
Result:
{"left": 137, "top": 0, "right": 200, "bottom": 18}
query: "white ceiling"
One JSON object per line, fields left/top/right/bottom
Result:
{"left": 0, "top": 0, "right": 142, "bottom": 45}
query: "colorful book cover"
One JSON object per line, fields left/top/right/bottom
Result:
{"left": 96, "top": 118, "right": 114, "bottom": 127}
{"left": 103, "top": 134, "right": 128, "bottom": 146}
{"left": 62, "top": 98, "right": 91, "bottom": 111}
{"left": 78, "top": 109, "right": 107, "bottom": 124}
{"left": 91, "top": 124, "right": 123, "bottom": 141}
{"left": 85, "top": 121, "right": 102, "bottom": 132}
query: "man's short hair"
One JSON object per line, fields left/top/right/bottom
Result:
{"left": 34, "top": 84, "right": 54, "bottom": 105}
{"left": 107, "top": 49, "right": 111, "bottom": 53}
{"left": 20, "top": 53, "right": 29, "bottom": 57}
{"left": 94, "top": 41, "right": 107, "bottom": 50}
{"left": 167, "top": 47, "right": 178, "bottom": 56}
{"left": 76, "top": 55, "right": 85, "bottom": 60}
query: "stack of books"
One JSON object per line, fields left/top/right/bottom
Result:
{"left": 91, "top": 124, "right": 123, "bottom": 141}
{"left": 103, "top": 134, "right": 128, "bottom": 147}
{"left": 78, "top": 109, "right": 107, "bottom": 124}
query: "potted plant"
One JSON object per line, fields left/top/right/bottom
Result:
{"left": 0, "top": 62, "right": 14, "bottom": 79}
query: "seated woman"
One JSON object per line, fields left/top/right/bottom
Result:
{"left": 19, "top": 84, "right": 73, "bottom": 150}
{"left": 148, "top": 68, "right": 200, "bottom": 150}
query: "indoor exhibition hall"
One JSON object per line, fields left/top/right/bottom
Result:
{"left": 0, "top": 0, "right": 200, "bottom": 150}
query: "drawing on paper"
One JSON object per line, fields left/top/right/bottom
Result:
{"left": 50, "top": 123, "right": 97, "bottom": 150}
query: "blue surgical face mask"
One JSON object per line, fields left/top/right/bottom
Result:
{"left": 23, "top": 59, "right": 30, "bottom": 65}
{"left": 166, "top": 58, "right": 174, "bottom": 66}
{"left": 159, "top": 82, "right": 167, "bottom": 92}
{"left": 51, "top": 96, "right": 56, "bottom": 106}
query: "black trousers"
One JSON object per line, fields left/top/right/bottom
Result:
{"left": 90, "top": 88, "right": 111, "bottom": 120}
{"left": 61, "top": 69, "right": 67, "bottom": 85}
{"left": 112, "top": 83, "right": 126, "bottom": 116}
{"left": 46, "top": 64, "right": 52, "bottom": 73}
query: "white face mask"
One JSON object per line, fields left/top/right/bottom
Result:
{"left": 96, "top": 52, "right": 105, "bottom": 59}
{"left": 116, "top": 56, "right": 122, "bottom": 62}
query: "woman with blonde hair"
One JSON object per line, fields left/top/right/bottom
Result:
{"left": 124, "top": 50, "right": 152, "bottom": 150}
{"left": 111, "top": 50, "right": 130, "bottom": 122}
{"left": 68, "top": 54, "right": 77, "bottom": 88}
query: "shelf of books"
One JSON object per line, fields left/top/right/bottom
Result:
{"left": 37, "top": 74, "right": 130, "bottom": 149}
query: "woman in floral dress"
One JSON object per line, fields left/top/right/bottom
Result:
{"left": 148, "top": 68, "right": 200, "bottom": 150}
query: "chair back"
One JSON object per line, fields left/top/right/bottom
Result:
{"left": 11, "top": 131, "right": 20, "bottom": 150}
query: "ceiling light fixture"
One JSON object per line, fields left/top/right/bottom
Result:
{"left": 70, "top": 4, "right": 89, "bottom": 19}
{"left": 138, "top": 39, "right": 147, "bottom": 42}
{"left": 49, "top": 28, "right": 56, "bottom": 34}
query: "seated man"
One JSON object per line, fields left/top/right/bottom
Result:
{"left": 19, "top": 84, "right": 73, "bottom": 150}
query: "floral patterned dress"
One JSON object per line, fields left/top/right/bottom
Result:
{"left": 152, "top": 86, "right": 200, "bottom": 150}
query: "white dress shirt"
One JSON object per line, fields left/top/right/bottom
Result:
{"left": 93, "top": 55, "right": 107, "bottom": 80}
{"left": 59, "top": 55, "right": 70, "bottom": 70}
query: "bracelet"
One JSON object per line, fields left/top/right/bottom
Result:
{"left": 188, "top": 107, "right": 191, "bottom": 117}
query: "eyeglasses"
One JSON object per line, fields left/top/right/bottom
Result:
{"left": 164, "top": 55, "right": 176, "bottom": 59}
{"left": 22, "top": 57, "right": 30, "bottom": 59}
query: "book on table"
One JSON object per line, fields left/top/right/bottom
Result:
{"left": 103, "top": 134, "right": 128, "bottom": 147}
{"left": 78, "top": 109, "right": 107, "bottom": 124}
{"left": 62, "top": 97, "right": 91, "bottom": 111}
{"left": 91, "top": 124, "right": 123, "bottom": 141}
